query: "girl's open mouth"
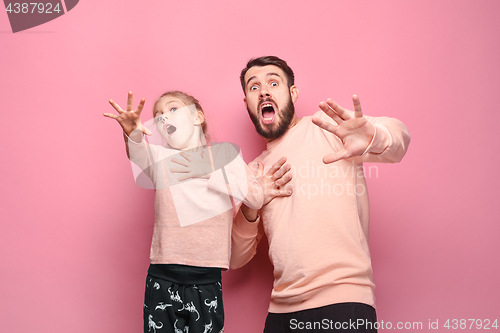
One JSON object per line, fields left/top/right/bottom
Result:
{"left": 166, "top": 124, "right": 177, "bottom": 135}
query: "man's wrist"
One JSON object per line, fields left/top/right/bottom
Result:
{"left": 241, "top": 205, "right": 259, "bottom": 222}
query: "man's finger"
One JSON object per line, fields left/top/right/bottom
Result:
{"left": 127, "top": 91, "right": 134, "bottom": 111}
{"left": 323, "top": 150, "right": 351, "bottom": 164}
{"left": 109, "top": 100, "right": 124, "bottom": 113}
{"left": 275, "top": 173, "right": 292, "bottom": 187}
{"left": 312, "top": 116, "right": 338, "bottom": 135}
{"left": 272, "top": 188, "right": 293, "bottom": 197}
{"left": 326, "top": 98, "right": 350, "bottom": 121}
{"left": 352, "top": 95, "right": 363, "bottom": 118}
{"left": 256, "top": 162, "right": 264, "bottom": 179}
{"left": 272, "top": 164, "right": 291, "bottom": 182}
{"left": 266, "top": 157, "right": 287, "bottom": 177}
{"left": 248, "top": 161, "right": 260, "bottom": 177}
{"left": 319, "top": 101, "right": 343, "bottom": 124}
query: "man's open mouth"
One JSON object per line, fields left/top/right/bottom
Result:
{"left": 166, "top": 124, "right": 177, "bottom": 135}
{"left": 260, "top": 102, "right": 276, "bottom": 124}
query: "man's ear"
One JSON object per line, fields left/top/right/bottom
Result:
{"left": 290, "top": 85, "right": 299, "bottom": 103}
{"left": 194, "top": 111, "right": 205, "bottom": 125}
{"left": 243, "top": 96, "right": 247, "bottom": 104}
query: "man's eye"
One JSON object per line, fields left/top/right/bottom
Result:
{"left": 271, "top": 82, "right": 278, "bottom": 87}
{"left": 250, "top": 86, "right": 258, "bottom": 91}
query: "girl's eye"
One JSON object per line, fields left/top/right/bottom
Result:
{"left": 155, "top": 116, "right": 163, "bottom": 123}
{"left": 170, "top": 107, "right": 178, "bottom": 112}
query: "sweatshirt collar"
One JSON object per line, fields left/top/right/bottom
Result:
{"left": 266, "top": 118, "right": 303, "bottom": 150}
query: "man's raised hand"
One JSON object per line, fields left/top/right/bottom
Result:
{"left": 104, "top": 91, "right": 152, "bottom": 137}
{"left": 312, "top": 95, "right": 375, "bottom": 164}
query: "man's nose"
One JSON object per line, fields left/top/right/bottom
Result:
{"left": 259, "top": 86, "right": 270, "bottom": 98}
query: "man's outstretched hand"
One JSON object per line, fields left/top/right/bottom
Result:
{"left": 312, "top": 95, "right": 375, "bottom": 164}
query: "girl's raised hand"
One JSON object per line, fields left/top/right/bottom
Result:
{"left": 104, "top": 91, "right": 152, "bottom": 137}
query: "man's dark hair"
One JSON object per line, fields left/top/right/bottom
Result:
{"left": 240, "top": 56, "right": 295, "bottom": 93}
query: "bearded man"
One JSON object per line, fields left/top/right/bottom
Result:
{"left": 230, "top": 56, "right": 411, "bottom": 333}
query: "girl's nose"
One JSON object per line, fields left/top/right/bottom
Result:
{"left": 156, "top": 114, "right": 168, "bottom": 124}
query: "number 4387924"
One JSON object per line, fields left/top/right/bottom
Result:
{"left": 5, "top": 3, "right": 62, "bottom": 14}
{"left": 444, "top": 319, "right": 498, "bottom": 330}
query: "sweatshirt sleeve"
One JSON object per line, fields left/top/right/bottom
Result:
{"left": 124, "top": 131, "right": 162, "bottom": 188}
{"left": 230, "top": 209, "right": 265, "bottom": 269}
{"left": 207, "top": 143, "right": 264, "bottom": 210}
{"left": 316, "top": 111, "right": 411, "bottom": 164}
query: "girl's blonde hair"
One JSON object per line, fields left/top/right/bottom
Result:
{"left": 153, "top": 90, "right": 210, "bottom": 142}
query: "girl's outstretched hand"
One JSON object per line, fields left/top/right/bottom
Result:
{"left": 104, "top": 91, "right": 152, "bottom": 138}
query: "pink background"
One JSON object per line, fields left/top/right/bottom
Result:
{"left": 1, "top": 1, "right": 499, "bottom": 332}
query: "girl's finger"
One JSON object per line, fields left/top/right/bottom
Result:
{"left": 109, "top": 100, "right": 124, "bottom": 114}
{"left": 141, "top": 125, "right": 152, "bottom": 136}
{"left": 136, "top": 98, "right": 146, "bottom": 114}
{"left": 127, "top": 91, "right": 134, "bottom": 111}
{"left": 103, "top": 113, "right": 118, "bottom": 119}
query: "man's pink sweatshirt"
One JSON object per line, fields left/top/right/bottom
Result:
{"left": 230, "top": 111, "right": 410, "bottom": 313}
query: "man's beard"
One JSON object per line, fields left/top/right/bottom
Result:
{"left": 247, "top": 96, "right": 295, "bottom": 141}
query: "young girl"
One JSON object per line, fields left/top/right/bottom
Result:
{"left": 104, "top": 91, "right": 263, "bottom": 333}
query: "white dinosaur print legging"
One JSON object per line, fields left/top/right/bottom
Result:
{"left": 144, "top": 265, "right": 224, "bottom": 333}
